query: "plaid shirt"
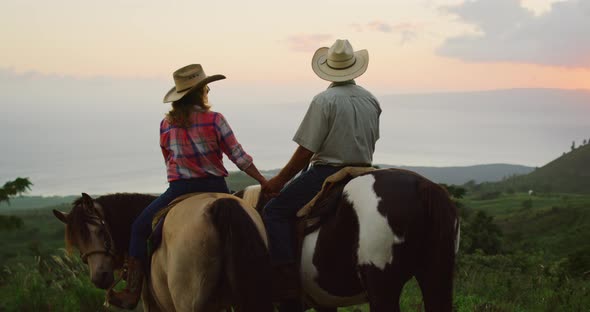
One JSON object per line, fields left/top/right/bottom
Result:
{"left": 160, "top": 110, "right": 253, "bottom": 182}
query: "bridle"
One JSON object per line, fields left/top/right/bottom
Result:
{"left": 79, "top": 212, "right": 117, "bottom": 264}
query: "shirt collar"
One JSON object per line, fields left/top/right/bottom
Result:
{"left": 328, "top": 80, "right": 356, "bottom": 88}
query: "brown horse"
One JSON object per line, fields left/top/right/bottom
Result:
{"left": 240, "top": 168, "right": 460, "bottom": 312}
{"left": 53, "top": 192, "right": 273, "bottom": 312}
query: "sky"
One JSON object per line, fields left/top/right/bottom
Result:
{"left": 1, "top": 0, "right": 589, "bottom": 92}
{"left": 1, "top": 0, "right": 590, "bottom": 195}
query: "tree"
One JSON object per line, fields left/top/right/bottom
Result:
{"left": 584, "top": 139, "right": 588, "bottom": 146}
{"left": 462, "top": 210, "right": 503, "bottom": 254}
{"left": 0, "top": 178, "right": 32, "bottom": 231}
{"left": 0, "top": 177, "right": 32, "bottom": 204}
{"left": 440, "top": 184, "right": 466, "bottom": 199}
{"left": 571, "top": 140, "right": 576, "bottom": 151}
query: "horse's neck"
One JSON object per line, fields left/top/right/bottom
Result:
{"left": 98, "top": 194, "right": 156, "bottom": 256}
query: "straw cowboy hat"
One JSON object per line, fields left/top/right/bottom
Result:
{"left": 311, "top": 39, "right": 369, "bottom": 82}
{"left": 163, "top": 64, "right": 225, "bottom": 103}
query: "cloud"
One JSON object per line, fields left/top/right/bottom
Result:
{"left": 286, "top": 34, "right": 333, "bottom": 52}
{"left": 368, "top": 21, "right": 393, "bottom": 33}
{"left": 356, "top": 21, "right": 422, "bottom": 45}
{"left": 350, "top": 23, "right": 364, "bottom": 32}
{"left": 437, "top": 0, "right": 590, "bottom": 68}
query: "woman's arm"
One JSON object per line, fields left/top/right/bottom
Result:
{"left": 243, "top": 163, "right": 268, "bottom": 186}
{"left": 215, "top": 113, "right": 267, "bottom": 185}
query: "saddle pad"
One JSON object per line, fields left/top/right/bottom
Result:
{"left": 297, "top": 166, "right": 376, "bottom": 218}
{"left": 151, "top": 192, "right": 206, "bottom": 229}
{"left": 148, "top": 192, "right": 206, "bottom": 253}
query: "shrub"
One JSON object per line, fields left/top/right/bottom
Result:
{"left": 521, "top": 199, "right": 533, "bottom": 210}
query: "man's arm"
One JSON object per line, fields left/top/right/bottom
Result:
{"left": 262, "top": 145, "right": 314, "bottom": 195}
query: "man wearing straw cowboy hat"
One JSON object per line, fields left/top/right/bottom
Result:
{"left": 262, "top": 39, "right": 381, "bottom": 311}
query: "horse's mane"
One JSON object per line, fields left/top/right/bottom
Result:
{"left": 66, "top": 193, "right": 157, "bottom": 255}
{"left": 95, "top": 193, "right": 157, "bottom": 254}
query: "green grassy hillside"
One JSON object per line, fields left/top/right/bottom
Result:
{"left": 463, "top": 193, "right": 590, "bottom": 262}
{"left": 490, "top": 144, "right": 590, "bottom": 194}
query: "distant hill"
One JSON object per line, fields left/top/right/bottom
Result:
{"left": 0, "top": 195, "right": 78, "bottom": 212}
{"left": 490, "top": 143, "right": 590, "bottom": 194}
{"left": 228, "top": 164, "right": 535, "bottom": 191}
{"left": 376, "top": 164, "right": 534, "bottom": 185}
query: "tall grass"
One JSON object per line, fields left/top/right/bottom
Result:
{"left": 0, "top": 249, "right": 105, "bottom": 312}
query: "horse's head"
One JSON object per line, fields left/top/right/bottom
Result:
{"left": 53, "top": 193, "right": 117, "bottom": 289}
{"left": 234, "top": 185, "right": 269, "bottom": 212}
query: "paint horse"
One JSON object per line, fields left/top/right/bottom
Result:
{"left": 53, "top": 192, "right": 273, "bottom": 312}
{"left": 241, "top": 168, "right": 460, "bottom": 312}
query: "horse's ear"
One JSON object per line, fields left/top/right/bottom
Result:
{"left": 53, "top": 209, "right": 69, "bottom": 224}
{"left": 81, "top": 192, "right": 92, "bottom": 201}
{"left": 81, "top": 193, "right": 95, "bottom": 214}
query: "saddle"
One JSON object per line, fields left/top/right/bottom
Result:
{"left": 271, "top": 167, "right": 375, "bottom": 301}
{"left": 296, "top": 166, "right": 376, "bottom": 235}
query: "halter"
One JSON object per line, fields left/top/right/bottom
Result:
{"left": 79, "top": 214, "right": 117, "bottom": 264}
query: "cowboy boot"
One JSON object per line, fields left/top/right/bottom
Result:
{"left": 107, "top": 257, "right": 144, "bottom": 309}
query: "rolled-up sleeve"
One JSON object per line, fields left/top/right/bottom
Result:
{"left": 215, "top": 113, "right": 253, "bottom": 170}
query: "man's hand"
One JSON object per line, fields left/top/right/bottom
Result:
{"left": 262, "top": 176, "right": 287, "bottom": 198}
{"left": 261, "top": 145, "right": 314, "bottom": 198}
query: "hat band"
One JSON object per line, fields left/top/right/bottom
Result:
{"left": 176, "top": 85, "right": 193, "bottom": 93}
{"left": 327, "top": 58, "right": 357, "bottom": 70}
{"left": 175, "top": 78, "right": 199, "bottom": 92}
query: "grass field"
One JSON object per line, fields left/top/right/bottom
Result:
{"left": 1, "top": 191, "right": 588, "bottom": 311}
{"left": 463, "top": 192, "right": 590, "bottom": 261}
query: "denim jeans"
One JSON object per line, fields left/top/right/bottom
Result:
{"left": 128, "top": 176, "right": 229, "bottom": 263}
{"left": 262, "top": 165, "right": 342, "bottom": 264}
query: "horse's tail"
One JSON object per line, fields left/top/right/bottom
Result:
{"left": 209, "top": 197, "right": 273, "bottom": 312}
{"left": 421, "top": 181, "right": 459, "bottom": 299}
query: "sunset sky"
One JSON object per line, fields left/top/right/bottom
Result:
{"left": 1, "top": 0, "right": 590, "bottom": 195}
{"left": 1, "top": 0, "right": 589, "bottom": 94}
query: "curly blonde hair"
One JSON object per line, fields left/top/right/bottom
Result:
{"left": 166, "top": 86, "right": 210, "bottom": 128}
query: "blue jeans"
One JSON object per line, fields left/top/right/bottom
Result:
{"left": 128, "top": 176, "right": 230, "bottom": 263}
{"left": 262, "top": 165, "right": 342, "bottom": 264}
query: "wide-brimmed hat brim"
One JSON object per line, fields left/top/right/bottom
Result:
{"left": 311, "top": 48, "right": 369, "bottom": 82}
{"left": 163, "top": 75, "right": 226, "bottom": 103}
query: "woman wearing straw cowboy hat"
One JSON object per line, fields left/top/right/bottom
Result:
{"left": 262, "top": 39, "right": 381, "bottom": 311}
{"left": 108, "top": 64, "right": 268, "bottom": 309}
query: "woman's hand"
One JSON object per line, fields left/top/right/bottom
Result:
{"left": 262, "top": 176, "right": 286, "bottom": 198}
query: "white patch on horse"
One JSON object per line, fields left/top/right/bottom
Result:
{"left": 344, "top": 174, "right": 404, "bottom": 271}
{"left": 301, "top": 230, "right": 366, "bottom": 306}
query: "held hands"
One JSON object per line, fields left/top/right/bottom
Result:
{"left": 261, "top": 176, "right": 286, "bottom": 198}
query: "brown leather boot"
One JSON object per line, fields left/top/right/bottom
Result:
{"left": 107, "top": 257, "right": 144, "bottom": 309}
{"left": 271, "top": 263, "right": 301, "bottom": 300}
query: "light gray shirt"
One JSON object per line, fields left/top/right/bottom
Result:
{"left": 293, "top": 80, "right": 381, "bottom": 166}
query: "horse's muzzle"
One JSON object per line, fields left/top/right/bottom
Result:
{"left": 93, "top": 271, "right": 115, "bottom": 289}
